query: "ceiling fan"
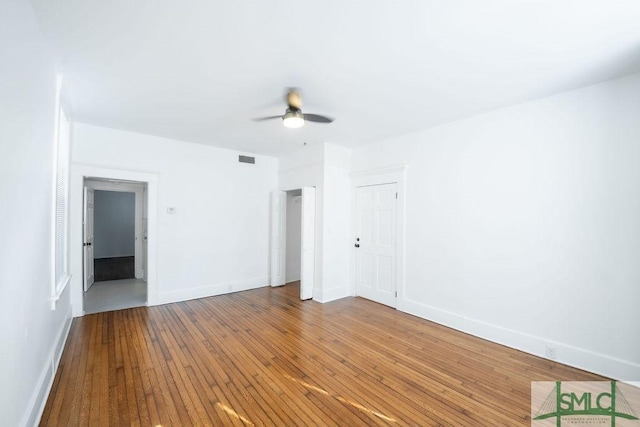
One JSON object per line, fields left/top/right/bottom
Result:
{"left": 252, "top": 89, "right": 334, "bottom": 128}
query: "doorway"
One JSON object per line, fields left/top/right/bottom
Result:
{"left": 83, "top": 178, "right": 147, "bottom": 314}
{"left": 271, "top": 187, "right": 316, "bottom": 300}
{"left": 93, "top": 190, "right": 135, "bottom": 281}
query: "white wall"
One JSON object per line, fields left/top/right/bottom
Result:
{"left": 321, "top": 144, "right": 352, "bottom": 301}
{"left": 351, "top": 72, "right": 640, "bottom": 380}
{"left": 72, "top": 123, "right": 278, "bottom": 305}
{"left": 93, "top": 190, "right": 135, "bottom": 258}
{"left": 278, "top": 143, "right": 352, "bottom": 302}
{"left": 0, "top": 1, "right": 72, "bottom": 425}
{"left": 285, "top": 192, "right": 302, "bottom": 282}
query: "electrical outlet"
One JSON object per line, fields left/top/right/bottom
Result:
{"left": 546, "top": 346, "right": 557, "bottom": 360}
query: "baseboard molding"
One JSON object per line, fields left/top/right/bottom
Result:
{"left": 402, "top": 298, "right": 640, "bottom": 381}
{"left": 23, "top": 306, "right": 73, "bottom": 427}
{"left": 314, "top": 286, "right": 350, "bottom": 303}
{"left": 94, "top": 255, "right": 134, "bottom": 260}
{"left": 285, "top": 273, "right": 301, "bottom": 283}
{"left": 155, "top": 277, "right": 268, "bottom": 306}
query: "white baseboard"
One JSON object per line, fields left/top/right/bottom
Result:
{"left": 314, "top": 286, "right": 350, "bottom": 303}
{"left": 155, "top": 277, "right": 268, "bottom": 306}
{"left": 23, "top": 306, "right": 73, "bottom": 427}
{"left": 402, "top": 298, "right": 640, "bottom": 381}
{"left": 285, "top": 272, "right": 300, "bottom": 283}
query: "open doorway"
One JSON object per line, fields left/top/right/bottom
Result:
{"left": 83, "top": 178, "right": 147, "bottom": 313}
{"left": 271, "top": 187, "right": 316, "bottom": 300}
{"left": 285, "top": 190, "right": 302, "bottom": 285}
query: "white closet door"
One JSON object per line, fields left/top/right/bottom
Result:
{"left": 270, "top": 191, "right": 286, "bottom": 286}
{"left": 300, "top": 187, "right": 316, "bottom": 300}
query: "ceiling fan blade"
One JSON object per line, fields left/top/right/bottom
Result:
{"left": 252, "top": 115, "right": 283, "bottom": 122}
{"left": 303, "top": 113, "right": 333, "bottom": 123}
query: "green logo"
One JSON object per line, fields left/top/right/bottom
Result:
{"left": 532, "top": 381, "right": 640, "bottom": 427}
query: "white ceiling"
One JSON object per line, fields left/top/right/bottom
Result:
{"left": 32, "top": 0, "right": 640, "bottom": 156}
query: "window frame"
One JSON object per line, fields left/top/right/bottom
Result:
{"left": 51, "top": 75, "right": 72, "bottom": 309}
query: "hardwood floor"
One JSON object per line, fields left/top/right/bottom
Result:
{"left": 41, "top": 282, "right": 604, "bottom": 426}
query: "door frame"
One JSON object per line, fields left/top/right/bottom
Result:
{"left": 85, "top": 179, "right": 145, "bottom": 279}
{"left": 70, "top": 164, "right": 158, "bottom": 317}
{"left": 350, "top": 166, "right": 407, "bottom": 311}
{"left": 271, "top": 187, "right": 317, "bottom": 300}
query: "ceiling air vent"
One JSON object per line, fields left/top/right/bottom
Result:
{"left": 238, "top": 155, "right": 255, "bottom": 164}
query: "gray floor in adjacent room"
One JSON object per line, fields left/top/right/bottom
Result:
{"left": 84, "top": 278, "right": 147, "bottom": 314}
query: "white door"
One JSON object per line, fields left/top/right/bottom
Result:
{"left": 270, "top": 191, "right": 286, "bottom": 286}
{"left": 134, "top": 189, "right": 144, "bottom": 279}
{"left": 83, "top": 186, "right": 95, "bottom": 291}
{"left": 355, "top": 183, "right": 397, "bottom": 307}
{"left": 300, "top": 187, "right": 316, "bottom": 300}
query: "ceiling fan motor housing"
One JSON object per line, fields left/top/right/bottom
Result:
{"left": 282, "top": 110, "right": 305, "bottom": 128}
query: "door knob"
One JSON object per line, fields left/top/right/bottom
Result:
{"left": 355, "top": 243, "right": 360, "bottom": 248}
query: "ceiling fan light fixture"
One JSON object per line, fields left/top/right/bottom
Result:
{"left": 282, "top": 111, "right": 305, "bottom": 128}
{"left": 253, "top": 91, "right": 332, "bottom": 127}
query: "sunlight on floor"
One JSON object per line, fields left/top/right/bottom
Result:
{"left": 284, "top": 374, "right": 397, "bottom": 423}
{"left": 216, "top": 402, "right": 254, "bottom": 426}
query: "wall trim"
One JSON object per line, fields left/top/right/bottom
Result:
{"left": 402, "top": 297, "right": 640, "bottom": 381}
{"left": 156, "top": 277, "right": 268, "bottom": 306}
{"left": 23, "top": 305, "right": 73, "bottom": 427}
{"left": 70, "top": 164, "right": 159, "bottom": 316}
{"left": 314, "top": 286, "right": 350, "bottom": 303}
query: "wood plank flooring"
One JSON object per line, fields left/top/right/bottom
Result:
{"left": 94, "top": 256, "right": 135, "bottom": 282}
{"left": 41, "top": 282, "right": 604, "bottom": 426}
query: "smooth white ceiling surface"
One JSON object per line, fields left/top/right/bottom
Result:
{"left": 33, "top": 0, "right": 640, "bottom": 156}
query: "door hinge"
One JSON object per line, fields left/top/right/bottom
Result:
{"left": 396, "top": 192, "right": 398, "bottom": 199}
{"left": 395, "top": 291, "right": 397, "bottom": 297}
